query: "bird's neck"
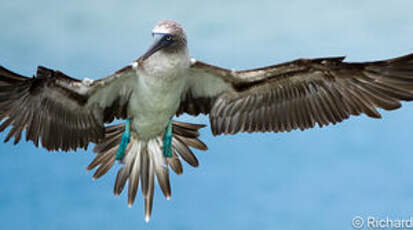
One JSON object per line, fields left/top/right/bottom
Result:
{"left": 139, "top": 48, "right": 190, "bottom": 79}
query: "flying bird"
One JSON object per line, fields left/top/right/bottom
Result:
{"left": 1, "top": 19, "right": 413, "bottom": 221}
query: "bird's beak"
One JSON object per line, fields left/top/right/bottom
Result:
{"left": 141, "top": 34, "right": 168, "bottom": 61}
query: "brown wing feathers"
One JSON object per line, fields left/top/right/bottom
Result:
{"left": 198, "top": 54, "right": 413, "bottom": 135}
{"left": 0, "top": 66, "right": 105, "bottom": 151}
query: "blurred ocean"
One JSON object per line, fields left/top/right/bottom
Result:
{"left": 1, "top": 1, "right": 413, "bottom": 229}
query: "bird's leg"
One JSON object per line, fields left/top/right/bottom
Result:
{"left": 162, "top": 118, "right": 173, "bottom": 158}
{"left": 115, "top": 119, "right": 130, "bottom": 161}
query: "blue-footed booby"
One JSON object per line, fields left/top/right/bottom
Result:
{"left": 1, "top": 19, "right": 413, "bottom": 221}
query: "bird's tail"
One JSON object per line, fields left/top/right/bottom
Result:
{"left": 86, "top": 120, "right": 207, "bottom": 222}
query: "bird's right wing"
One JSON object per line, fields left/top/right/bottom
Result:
{"left": 0, "top": 65, "right": 136, "bottom": 151}
{"left": 180, "top": 53, "right": 413, "bottom": 135}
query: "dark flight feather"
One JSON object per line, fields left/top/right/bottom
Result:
{"left": 0, "top": 65, "right": 134, "bottom": 151}
{"left": 182, "top": 53, "right": 413, "bottom": 135}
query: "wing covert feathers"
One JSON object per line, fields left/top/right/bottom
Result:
{"left": 0, "top": 65, "right": 133, "bottom": 151}
{"left": 198, "top": 54, "right": 413, "bottom": 135}
{"left": 0, "top": 66, "right": 104, "bottom": 151}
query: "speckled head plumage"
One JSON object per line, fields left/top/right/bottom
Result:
{"left": 153, "top": 20, "right": 187, "bottom": 53}
{"left": 141, "top": 20, "right": 188, "bottom": 60}
{"left": 152, "top": 20, "right": 186, "bottom": 38}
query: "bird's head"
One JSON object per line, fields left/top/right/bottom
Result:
{"left": 141, "top": 20, "right": 187, "bottom": 61}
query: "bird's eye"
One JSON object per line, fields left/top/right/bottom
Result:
{"left": 166, "top": 35, "right": 172, "bottom": 41}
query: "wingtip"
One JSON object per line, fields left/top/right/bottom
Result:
{"left": 193, "top": 161, "right": 199, "bottom": 168}
{"left": 199, "top": 144, "right": 208, "bottom": 151}
{"left": 145, "top": 215, "right": 151, "bottom": 223}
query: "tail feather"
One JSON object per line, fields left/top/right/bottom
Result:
{"left": 172, "top": 121, "right": 205, "bottom": 138}
{"left": 172, "top": 136, "right": 199, "bottom": 167}
{"left": 167, "top": 152, "right": 183, "bottom": 175}
{"left": 86, "top": 120, "right": 207, "bottom": 221}
{"left": 114, "top": 167, "right": 128, "bottom": 195}
{"left": 150, "top": 138, "right": 171, "bottom": 199}
{"left": 115, "top": 142, "right": 135, "bottom": 196}
{"left": 92, "top": 148, "right": 116, "bottom": 180}
{"left": 127, "top": 140, "right": 142, "bottom": 207}
{"left": 92, "top": 123, "right": 124, "bottom": 154}
{"left": 178, "top": 135, "right": 208, "bottom": 150}
{"left": 144, "top": 157, "right": 155, "bottom": 223}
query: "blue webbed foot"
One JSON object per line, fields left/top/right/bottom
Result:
{"left": 116, "top": 119, "right": 130, "bottom": 161}
{"left": 163, "top": 118, "right": 173, "bottom": 158}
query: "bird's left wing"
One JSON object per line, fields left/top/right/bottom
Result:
{"left": 179, "top": 54, "right": 413, "bottom": 135}
{"left": 0, "top": 65, "right": 136, "bottom": 151}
